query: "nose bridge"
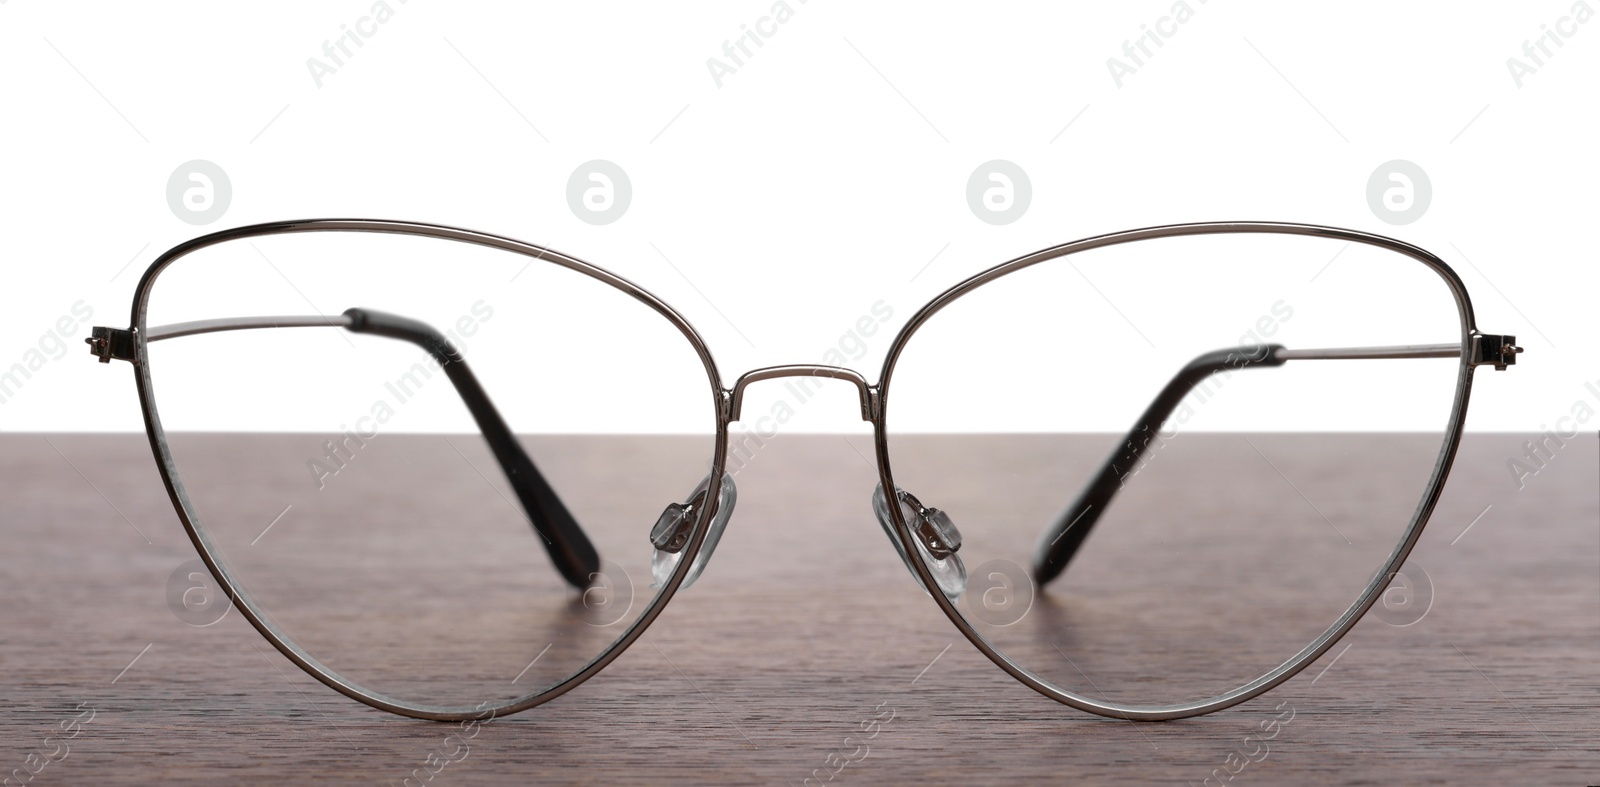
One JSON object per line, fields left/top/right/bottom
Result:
{"left": 727, "top": 365, "right": 879, "bottom": 423}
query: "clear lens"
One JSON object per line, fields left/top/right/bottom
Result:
{"left": 145, "top": 229, "right": 718, "bottom": 710}
{"left": 883, "top": 231, "right": 1462, "bottom": 708}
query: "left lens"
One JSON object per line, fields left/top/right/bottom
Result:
{"left": 144, "top": 227, "right": 719, "bottom": 713}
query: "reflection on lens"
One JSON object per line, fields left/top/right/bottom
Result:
{"left": 884, "top": 231, "right": 1461, "bottom": 708}
{"left": 145, "top": 230, "right": 717, "bottom": 711}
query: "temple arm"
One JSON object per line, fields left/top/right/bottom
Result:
{"left": 1030, "top": 341, "right": 1465, "bottom": 588}
{"left": 138, "top": 310, "right": 601, "bottom": 589}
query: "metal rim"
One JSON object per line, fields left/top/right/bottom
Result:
{"left": 872, "top": 221, "right": 1479, "bottom": 721}
{"left": 120, "top": 218, "right": 1486, "bottom": 723}
{"left": 128, "top": 219, "right": 731, "bottom": 722}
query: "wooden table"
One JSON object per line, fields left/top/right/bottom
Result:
{"left": 2, "top": 433, "right": 1595, "bottom": 785}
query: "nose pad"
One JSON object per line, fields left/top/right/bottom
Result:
{"left": 872, "top": 483, "right": 967, "bottom": 602}
{"left": 649, "top": 472, "right": 737, "bottom": 590}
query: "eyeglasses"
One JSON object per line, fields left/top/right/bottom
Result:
{"left": 89, "top": 219, "right": 1519, "bottom": 722}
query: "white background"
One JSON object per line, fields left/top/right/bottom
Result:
{"left": 0, "top": 1, "right": 1593, "bottom": 432}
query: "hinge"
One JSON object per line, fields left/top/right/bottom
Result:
{"left": 85, "top": 327, "right": 136, "bottom": 364}
{"left": 1470, "top": 333, "right": 1522, "bottom": 371}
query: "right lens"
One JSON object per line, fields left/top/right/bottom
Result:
{"left": 143, "top": 227, "right": 720, "bottom": 712}
{"left": 883, "top": 229, "right": 1463, "bottom": 711}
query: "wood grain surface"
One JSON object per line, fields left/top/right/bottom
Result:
{"left": 1, "top": 432, "right": 1596, "bottom": 785}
